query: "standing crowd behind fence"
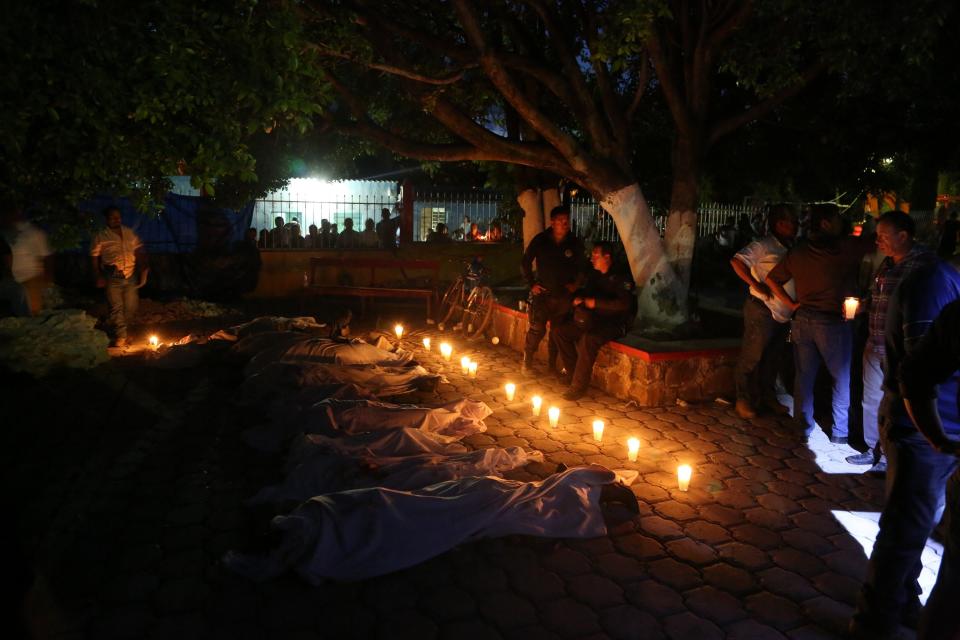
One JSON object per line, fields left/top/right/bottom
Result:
{"left": 251, "top": 191, "right": 935, "bottom": 249}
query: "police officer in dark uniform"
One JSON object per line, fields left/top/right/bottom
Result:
{"left": 521, "top": 205, "right": 587, "bottom": 375}
{"left": 554, "top": 241, "right": 635, "bottom": 400}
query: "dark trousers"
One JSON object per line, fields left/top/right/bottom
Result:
{"left": 524, "top": 293, "right": 572, "bottom": 367}
{"left": 854, "top": 422, "right": 958, "bottom": 629}
{"left": 554, "top": 319, "right": 623, "bottom": 390}
{"left": 735, "top": 297, "right": 790, "bottom": 405}
{"left": 919, "top": 468, "right": 960, "bottom": 640}
{"left": 791, "top": 309, "right": 853, "bottom": 438}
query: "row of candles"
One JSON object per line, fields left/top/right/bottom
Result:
{"left": 414, "top": 326, "right": 694, "bottom": 492}
{"left": 505, "top": 382, "right": 693, "bottom": 490}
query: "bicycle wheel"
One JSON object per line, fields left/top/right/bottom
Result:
{"left": 461, "top": 286, "right": 494, "bottom": 339}
{"left": 438, "top": 278, "right": 464, "bottom": 325}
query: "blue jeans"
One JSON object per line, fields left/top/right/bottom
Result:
{"left": 862, "top": 345, "right": 884, "bottom": 452}
{"left": 919, "top": 467, "right": 960, "bottom": 640}
{"left": 854, "top": 422, "right": 958, "bottom": 630}
{"left": 105, "top": 275, "right": 139, "bottom": 339}
{"left": 791, "top": 309, "right": 853, "bottom": 438}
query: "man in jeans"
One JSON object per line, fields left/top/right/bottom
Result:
{"left": 90, "top": 206, "right": 148, "bottom": 348}
{"left": 849, "top": 261, "right": 960, "bottom": 639}
{"left": 730, "top": 204, "right": 798, "bottom": 419}
{"left": 766, "top": 204, "right": 874, "bottom": 443}
{"left": 847, "top": 211, "right": 937, "bottom": 470}
{"left": 900, "top": 298, "right": 960, "bottom": 640}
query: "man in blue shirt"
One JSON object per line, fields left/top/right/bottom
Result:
{"left": 899, "top": 298, "right": 960, "bottom": 640}
{"left": 850, "top": 260, "right": 960, "bottom": 639}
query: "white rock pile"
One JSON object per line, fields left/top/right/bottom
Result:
{"left": 0, "top": 310, "right": 109, "bottom": 376}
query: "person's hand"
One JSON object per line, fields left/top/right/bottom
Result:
{"left": 573, "top": 297, "right": 584, "bottom": 306}
{"left": 585, "top": 298, "right": 596, "bottom": 309}
{"left": 531, "top": 283, "right": 547, "bottom": 295}
{"left": 754, "top": 281, "right": 772, "bottom": 299}
{"left": 137, "top": 272, "right": 148, "bottom": 289}
{"left": 564, "top": 283, "right": 578, "bottom": 293}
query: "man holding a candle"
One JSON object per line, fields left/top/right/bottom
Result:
{"left": 729, "top": 204, "right": 798, "bottom": 419}
{"left": 520, "top": 206, "right": 587, "bottom": 376}
{"left": 766, "top": 204, "right": 874, "bottom": 444}
{"left": 554, "top": 242, "right": 635, "bottom": 401}
{"left": 849, "top": 258, "right": 960, "bottom": 639}
{"left": 847, "top": 211, "right": 936, "bottom": 470}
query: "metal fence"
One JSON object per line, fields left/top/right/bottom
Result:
{"left": 570, "top": 198, "right": 764, "bottom": 243}
{"left": 252, "top": 190, "right": 939, "bottom": 249}
{"left": 253, "top": 194, "right": 399, "bottom": 248}
{"left": 412, "top": 191, "right": 506, "bottom": 241}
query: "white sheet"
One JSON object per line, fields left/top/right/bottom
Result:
{"left": 225, "top": 465, "right": 615, "bottom": 583}
{"left": 249, "top": 446, "right": 544, "bottom": 506}
{"left": 301, "top": 398, "right": 490, "bottom": 441}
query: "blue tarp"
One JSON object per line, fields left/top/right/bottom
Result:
{"left": 84, "top": 193, "right": 254, "bottom": 253}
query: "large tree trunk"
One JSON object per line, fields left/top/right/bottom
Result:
{"left": 663, "top": 137, "right": 700, "bottom": 297}
{"left": 600, "top": 183, "right": 686, "bottom": 329}
{"left": 541, "top": 187, "right": 561, "bottom": 229}
{"left": 518, "top": 188, "right": 545, "bottom": 249}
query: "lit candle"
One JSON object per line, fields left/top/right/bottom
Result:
{"left": 548, "top": 406, "right": 560, "bottom": 428}
{"left": 531, "top": 395, "right": 543, "bottom": 417}
{"left": 505, "top": 382, "right": 516, "bottom": 401}
{"left": 592, "top": 419, "right": 605, "bottom": 442}
{"left": 422, "top": 337, "right": 431, "bottom": 350}
{"left": 843, "top": 297, "right": 859, "bottom": 321}
{"left": 394, "top": 324, "right": 404, "bottom": 340}
{"left": 677, "top": 464, "right": 693, "bottom": 491}
{"left": 627, "top": 437, "right": 640, "bottom": 461}
{"left": 440, "top": 343, "right": 452, "bottom": 360}
{"left": 468, "top": 361, "right": 478, "bottom": 378}
{"left": 461, "top": 356, "right": 471, "bottom": 374}
{"left": 148, "top": 335, "right": 159, "bottom": 349}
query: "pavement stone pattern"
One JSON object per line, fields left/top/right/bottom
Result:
{"left": 4, "top": 323, "right": 925, "bottom": 639}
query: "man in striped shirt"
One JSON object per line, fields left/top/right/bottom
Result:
{"left": 847, "top": 211, "right": 936, "bottom": 470}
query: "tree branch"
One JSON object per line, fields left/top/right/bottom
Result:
{"left": 627, "top": 51, "right": 651, "bottom": 120}
{"left": 323, "top": 61, "right": 574, "bottom": 176}
{"left": 307, "top": 43, "right": 474, "bottom": 85}
{"left": 451, "top": 0, "right": 587, "bottom": 167}
{"left": 647, "top": 29, "right": 693, "bottom": 134}
{"left": 706, "top": 0, "right": 752, "bottom": 54}
{"left": 582, "top": 6, "right": 631, "bottom": 158}
{"left": 706, "top": 61, "right": 827, "bottom": 147}
{"left": 519, "top": 0, "right": 614, "bottom": 155}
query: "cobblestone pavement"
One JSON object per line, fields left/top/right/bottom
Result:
{"left": 5, "top": 324, "right": 921, "bottom": 639}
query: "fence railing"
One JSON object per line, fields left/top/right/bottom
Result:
{"left": 252, "top": 191, "right": 939, "bottom": 249}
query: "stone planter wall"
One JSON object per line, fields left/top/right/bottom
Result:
{"left": 490, "top": 304, "right": 739, "bottom": 407}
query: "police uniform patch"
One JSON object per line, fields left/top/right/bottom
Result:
{"left": 623, "top": 282, "right": 633, "bottom": 290}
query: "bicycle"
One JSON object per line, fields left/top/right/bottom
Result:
{"left": 437, "top": 257, "right": 495, "bottom": 340}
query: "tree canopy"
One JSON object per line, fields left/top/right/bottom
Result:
{"left": 0, "top": 0, "right": 324, "bottom": 219}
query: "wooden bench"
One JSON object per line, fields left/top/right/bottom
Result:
{"left": 306, "top": 256, "right": 441, "bottom": 317}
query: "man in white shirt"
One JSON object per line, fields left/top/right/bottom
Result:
{"left": 0, "top": 207, "right": 52, "bottom": 315}
{"left": 730, "top": 204, "right": 798, "bottom": 419}
{"left": 90, "top": 206, "right": 148, "bottom": 347}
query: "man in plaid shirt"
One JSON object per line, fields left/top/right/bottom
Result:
{"left": 847, "top": 211, "right": 936, "bottom": 470}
